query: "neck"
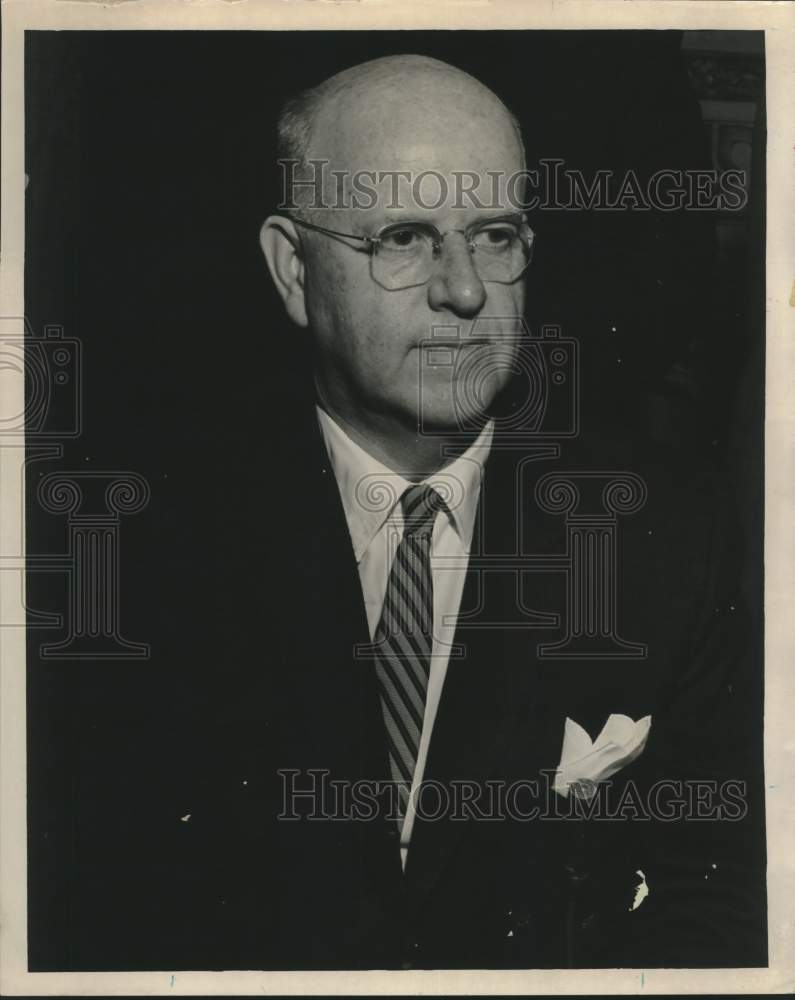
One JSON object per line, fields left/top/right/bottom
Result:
{"left": 316, "top": 391, "right": 482, "bottom": 481}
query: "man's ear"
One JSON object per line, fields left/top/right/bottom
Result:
{"left": 259, "top": 216, "right": 309, "bottom": 328}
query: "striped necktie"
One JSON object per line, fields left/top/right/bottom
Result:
{"left": 374, "top": 483, "right": 445, "bottom": 821}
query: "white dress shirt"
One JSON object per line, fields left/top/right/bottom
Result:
{"left": 316, "top": 406, "right": 494, "bottom": 866}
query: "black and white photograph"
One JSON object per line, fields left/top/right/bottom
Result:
{"left": 1, "top": 0, "right": 793, "bottom": 994}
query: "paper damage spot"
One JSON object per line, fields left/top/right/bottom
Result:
{"left": 180, "top": 813, "right": 191, "bottom": 822}
{"left": 629, "top": 869, "right": 649, "bottom": 911}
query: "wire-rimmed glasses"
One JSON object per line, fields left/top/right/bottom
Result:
{"left": 285, "top": 214, "right": 535, "bottom": 291}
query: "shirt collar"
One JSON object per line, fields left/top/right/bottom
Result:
{"left": 317, "top": 406, "right": 494, "bottom": 564}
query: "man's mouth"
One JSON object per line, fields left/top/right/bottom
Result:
{"left": 416, "top": 338, "right": 491, "bottom": 348}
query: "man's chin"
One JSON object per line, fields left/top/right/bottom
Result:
{"left": 414, "top": 403, "right": 492, "bottom": 437}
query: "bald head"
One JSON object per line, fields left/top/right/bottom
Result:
{"left": 277, "top": 55, "right": 526, "bottom": 215}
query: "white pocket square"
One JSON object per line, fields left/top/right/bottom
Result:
{"left": 553, "top": 713, "right": 652, "bottom": 799}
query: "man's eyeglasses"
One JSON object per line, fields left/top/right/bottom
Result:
{"left": 286, "top": 214, "right": 535, "bottom": 291}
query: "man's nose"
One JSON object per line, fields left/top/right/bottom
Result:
{"left": 426, "top": 234, "right": 487, "bottom": 316}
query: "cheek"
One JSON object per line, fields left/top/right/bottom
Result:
{"left": 331, "top": 277, "right": 416, "bottom": 365}
{"left": 303, "top": 247, "right": 348, "bottom": 329}
{"left": 308, "top": 265, "right": 409, "bottom": 381}
{"left": 486, "top": 282, "right": 526, "bottom": 320}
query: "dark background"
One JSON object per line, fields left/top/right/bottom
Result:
{"left": 24, "top": 31, "right": 765, "bottom": 969}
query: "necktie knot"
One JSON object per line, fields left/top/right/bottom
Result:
{"left": 400, "top": 484, "right": 445, "bottom": 538}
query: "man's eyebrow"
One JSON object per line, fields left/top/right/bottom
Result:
{"left": 471, "top": 212, "right": 524, "bottom": 225}
{"left": 368, "top": 210, "right": 433, "bottom": 226}
{"left": 369, "top": 211, "right": 523, "bottom": 230}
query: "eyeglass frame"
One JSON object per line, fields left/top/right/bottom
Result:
{"left": 281, "top": 212, "right": 535, "bottom": 289}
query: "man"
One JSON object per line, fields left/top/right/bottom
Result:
{"left": 62, "top": 53, "right": 765, "bottom": 971}
{"left": 260, "top": 53, "right": 531, "bottom": 878}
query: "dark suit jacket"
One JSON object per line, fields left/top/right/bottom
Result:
{"left": 44, "top": 385, "right": 766, "bottom": 972}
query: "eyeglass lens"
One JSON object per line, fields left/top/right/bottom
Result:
{"left": 371, "top": 221, "right": 532, "bottom": 290}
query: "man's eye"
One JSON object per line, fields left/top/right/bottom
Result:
{"left": 380, "top": 228, "right": 424, "bottom": 251}
{"left": 473, "top": 226, "right": 516, "bottom": 251}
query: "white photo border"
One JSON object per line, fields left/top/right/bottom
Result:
{"left": 1, "top": 0, "right": 793, "bottom": 995}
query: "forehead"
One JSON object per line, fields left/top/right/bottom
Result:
{"left": 309, "top": 76, "right": 524, "bottom": 213}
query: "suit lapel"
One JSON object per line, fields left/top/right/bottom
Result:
{"left": 276, "top": 401, "right": 394, "bottom": 783}
{"left": 274, "top": 402, "right": 406, "bottom": 894}
{"left": 404, "top": 441, "right": 565, "bottom": 896}
{"left": 218, "top": 392, "right": 395, "bottom": 795}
